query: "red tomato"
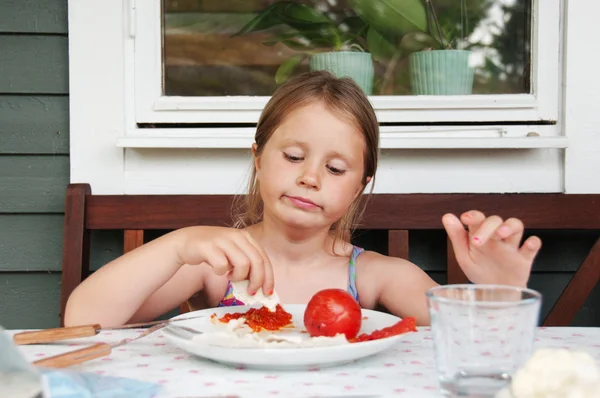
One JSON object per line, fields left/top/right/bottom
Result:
{"left": 351, "top": 317, "right": 417, "bottom": 343}
{"left": 303, "top": 289, "right": 362, "bottom": 339}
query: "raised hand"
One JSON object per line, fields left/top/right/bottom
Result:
{"left": 442, "top": 210, "right": 542, "bottom": 287}
{"left": 178, "top": 226, "right": 274, "bottom": 295}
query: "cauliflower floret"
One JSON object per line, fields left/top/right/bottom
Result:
{"left": 496, "top": 348, "right": 600, "bottom": 398}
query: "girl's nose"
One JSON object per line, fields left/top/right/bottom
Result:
{"left": 296, "top": 166, "right": 320, "bottom": 189}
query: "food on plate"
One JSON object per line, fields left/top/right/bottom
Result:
{"left": 495, "top": 348, "right": 600, "bottom": 398}
{"left": 195, "top": 314, "right": 349, "bottom": 348}
{"left": 203, "top": 288, "right": 417, "bottom": 348}
{"left": 350, "top": 317, "right": 417, "bottom": 342}
{"left": 229, "top": 280, "right": 281, "bottom": 311}
{"left": 303, "top": 288, "right": 418, "bottom": 342}
{"left": 211, "top": 304, "right": 293, "bottom": 332}
{"left": 203, "top": 304, "right": 347, "bottom": 348}
{"left": 304, "top": 289, "right": 362, "bottom": 339}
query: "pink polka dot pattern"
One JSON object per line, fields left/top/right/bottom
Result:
{"left": 7, "top": 327, "right": 600, "bottom": 397}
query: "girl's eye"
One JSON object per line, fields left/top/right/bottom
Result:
{"left": 327, "top": 165, "right": 346, "bottom": 175}
{"left": 283, "top": 152, "right": 303, "bottom": 162}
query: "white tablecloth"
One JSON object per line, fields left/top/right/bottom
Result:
{"left": 8, "top": 327, "right": 600, "bottom": 398}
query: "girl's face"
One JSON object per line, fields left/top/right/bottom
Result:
{"left": 254, "top": 100, "right": 368, "bottom": 232}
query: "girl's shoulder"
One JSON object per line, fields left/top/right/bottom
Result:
{"left": 354, "top": 249, "right": 413, "bottom": 269}
{"left": 353, "top": 249, "right": 416, "bottom": 308}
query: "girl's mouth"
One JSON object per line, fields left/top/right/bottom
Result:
{"left": 286, "top": 196, "right": 320, "bottom": 209}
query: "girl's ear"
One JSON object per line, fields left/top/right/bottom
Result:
{"left": 252, "top": 143, "right": 261, "bottom": 173}
{"left": 353, "top": 176, "right": 372, "bottom": 199}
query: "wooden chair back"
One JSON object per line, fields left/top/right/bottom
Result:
{"left": 61, "top": 183, "right": 600, "bottom": 327}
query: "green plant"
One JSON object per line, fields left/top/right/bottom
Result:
{"left": 233, "top": 0, "right": 428, "bottom": 83}
{"left": 399, "top": 0, "right": 482, "bottom": 54}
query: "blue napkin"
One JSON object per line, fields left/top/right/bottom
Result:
{"left": 0, "top": 325, "right": 161, "bottom": 398}
{"left": 40, "top": 367, "right": 161, "bottom": 398}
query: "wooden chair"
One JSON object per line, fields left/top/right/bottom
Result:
{"left": 60, "top": 183, "right": 600, "bottom": 327}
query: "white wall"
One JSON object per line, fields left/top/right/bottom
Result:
{"left": 112, "top": 148, "right": 562, "bottom": 195}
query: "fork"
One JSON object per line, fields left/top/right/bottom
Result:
{"left": 175, "top": 325, "right": 203, "bottom": 334}
{"left": 166, "top": 325, "right": 203, "bottom": 338}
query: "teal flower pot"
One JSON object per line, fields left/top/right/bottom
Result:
{"left": 309, "top": 51, "right": 374, "bottom": 95}
{"left": 409, "top": 50, "right": 474, "bottom": 95}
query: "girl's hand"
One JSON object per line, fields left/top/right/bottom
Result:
{"left": 442, "top": 211, "right": 542, "bottom": 287}
{"left": 177, "top": 226, "right": 274, "bottom": 295}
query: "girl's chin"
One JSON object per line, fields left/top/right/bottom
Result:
{"left": 283, "top": 219, "right": 322, "bottom": 230}
{"left": 279, "top": 213, "right": 329, "bottom": 230}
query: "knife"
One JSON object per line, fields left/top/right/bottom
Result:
{"left": 31, "top": 322, "right": 167, "bottom": 368}
{"left": 13, "top": 314, "right": 207, "bottom": 345}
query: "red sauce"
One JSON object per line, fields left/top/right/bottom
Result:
{"left": 350, "top": 317, "right": 417, "bottom": 343}
{"left": 215, "top": 304, "right": 293, "bottom": 332}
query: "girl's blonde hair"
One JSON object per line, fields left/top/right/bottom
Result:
{"left": 233, "top": 70, "right": 379, "bottom": 245}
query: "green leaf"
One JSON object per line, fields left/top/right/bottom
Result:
{"left": 339, "top": 16, "right": 368, "bottom": 35}
{"left": 277, "top": 16, "right": 339, "bottom": 44}
{"left": 277, "top": 2, "right": 332, "bottom": 26}
{"left": 234, "top": 2, "right": 340, "bottom": 48}
{"left": 233, "top": 3, "right": 290, "bottom": 36}
{"left": 337, "top": 16, "right": 368, "bottom": 47}
{"left": 399, "top": 31, "right": 440, "bottom": 53}
{"left": 234, "top": 1, "right": 333, "bottom": 36}
{"left": 275, "top": 54, "right": 306, "bottom": 84}
{"left": 349, "top": 0, "right": 428, "bottom": 36}
{"left": 366, "top": 27, "right": 398, "bottom": 60}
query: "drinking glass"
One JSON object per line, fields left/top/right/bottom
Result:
{"left": 426, "top": 284, "right": 542, "bottom": 397}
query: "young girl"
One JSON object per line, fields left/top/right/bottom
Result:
{"left": 65, "top": 71, "right": 541, "bottom": 328}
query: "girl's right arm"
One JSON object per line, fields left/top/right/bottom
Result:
{"left": 64, "top": 226, "right": 273, "bottom": 327}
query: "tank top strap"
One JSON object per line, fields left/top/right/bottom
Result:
{"left": 348, "top": 246, "right": 364, "bottom": 303}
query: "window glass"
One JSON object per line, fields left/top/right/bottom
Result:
{"left": 162, "top": 0, "right": 531, "bottom": 96}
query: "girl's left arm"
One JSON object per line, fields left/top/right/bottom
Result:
{"left": 356, "top": 252, "right": 439, "bottom": 326}
{"left": 358, "top": 211, "right": 541, "bottom": 326}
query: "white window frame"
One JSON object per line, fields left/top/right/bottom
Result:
{"left": 134, "top": 0, "right": 561, "bottom": 125}
{"left": 68, "top": 0, "right": 600, "bottom": 195}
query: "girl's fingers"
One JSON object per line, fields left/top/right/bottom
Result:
{"left": 218, "top": 240, "right": 252, "bottom": 283}
{"left": 442, "top": 213, "right": 473, "bottom": 268}
{"left": 470, "top": 215, "right": 504, "bottom": 246}
{"left": 205, "top": 248, "right": 232, "bottom": 276}
{"left": 234, "top": 234, "right": 267, "bottom": 295}
{"left": 243, "top": 232, "right": 275, "bottom": 295}
{"left": 518, "top": 235, "right": 542, "bottom": 262}
{"left": 496, "top": 218, "right": 525, "bottom": 246}
{"left": 460, "top": 210, "right": 486, "bottom": 235}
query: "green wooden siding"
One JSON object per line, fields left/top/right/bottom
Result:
{"left": 0, "top": 0, "right": 598, "bottom": 330}
{"left": 0, "top": 156, "right": 69, "bottom": 212}
{"left": 0, "top": 215, "right": 123, "bottom": 272}
{"left": 0, "top": 36, "right": 69, "bottom": 94}
{"left": 0, "top": 0, "right": 68, "bottom": 34}
{"left": 0, "top": 96, "right": 69, "bottom": 154}
{"left": 0, "top": 0, "right": 72, "bottom": 328}
{"left": 0, "top": 273, "right": 62, "bottom": 329}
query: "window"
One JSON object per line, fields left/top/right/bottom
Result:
{"left": 163, "top": 1, "right": 532, "bottom": 97}
{"left": 133, "top": 0, "right": 560, "bottom": 126}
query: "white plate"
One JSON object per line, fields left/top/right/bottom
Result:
{"left": 162, "top": 304, "right": 409, "bottom": 370}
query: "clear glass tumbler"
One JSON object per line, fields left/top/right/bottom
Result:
{"left": 426, "top": 284, "right": 542, "bottom": 397}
